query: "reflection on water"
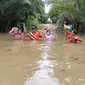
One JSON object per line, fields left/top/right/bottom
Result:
{"left": 0, "top": 33, "right": 85, "bottom": 85}
{"left": 24, "top": 40, "right": 61, "bottom": 85}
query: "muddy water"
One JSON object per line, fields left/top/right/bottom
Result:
{"left": 0, "top": 31, "right": 85, "bottom": 85}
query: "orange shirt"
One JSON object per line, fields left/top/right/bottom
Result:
{"left": 26, "top": 31, "right": 42, "bottom": 40}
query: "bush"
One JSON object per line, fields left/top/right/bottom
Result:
{"left": 25, "top": 18, "right": 40, "bottom": 31}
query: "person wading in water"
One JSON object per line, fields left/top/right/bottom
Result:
{"left": 9, "top": 23, "right": 27, "bottom": 40}
{"left": 26, "top": 26, "right": 42, "bottom": 40}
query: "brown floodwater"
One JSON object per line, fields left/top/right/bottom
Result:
{"left": 0, "top": 25, "right": 85, "bottom": 85}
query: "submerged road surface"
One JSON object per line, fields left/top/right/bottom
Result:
{"left": 0, "top": 24, "right": 85, "bottom": 85}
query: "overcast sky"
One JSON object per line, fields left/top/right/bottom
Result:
{"left": 42, "top": 0, "right": 50, "bottom": 14}
{"left": 42, "top": 0, "right": 49, "bottom": 4}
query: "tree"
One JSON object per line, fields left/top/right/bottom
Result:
{"left": 0, "top": 0, "right": 45, "bottom": 32}
{"left": 49, "top": 0, "right": 85, "bottom": 32}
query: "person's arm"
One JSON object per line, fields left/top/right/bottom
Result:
{"left": 39, "top": 31, "right": 42, "bottom": 38}
{"left": 26, "top": 33, "right": 30, "bottom": 37}
{"left": 22, "top": 23, "right": 27, "bottom": 34}
{"left": 52, "top": 34, "right": 56, "bottom": 40}
{"left": 9, "top": 28, "right": 15, "bottom": 36}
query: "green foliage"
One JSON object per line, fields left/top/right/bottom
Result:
{"left": 49, "top": 0, "right": 85, "bottom": 33}
{"left": 26, "top": 16, "right": 40, "bottom": 31}
{"left": 38, "top": 14, "right": 48, "bottom": 23}
{"left": 0, "top": 0, "right": 45, "bottom": 32}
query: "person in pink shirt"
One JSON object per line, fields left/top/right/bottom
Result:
{"left": 45, "top": 29, "right": 55, "bottom": 41}
{"left": 9, "top": 23, "right": 27, "bottom": 40}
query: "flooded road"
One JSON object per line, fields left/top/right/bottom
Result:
{"left": 0, "top": 25, "right": 85, "bottom": 85}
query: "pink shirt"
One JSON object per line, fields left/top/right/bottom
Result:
{"left": 45, "top": 34, "right": 54, "bottom": 41}
{"left": 9, "top": 26, "right": 27, "bottom": 40}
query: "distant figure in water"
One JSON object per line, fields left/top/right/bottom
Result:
{"left": 45, "top": 29, "right": 55, "bottom": 41}
{"left": 64, "top": 21, "right": 72, "bottom": 32}
{"left": 26, "top": 26, "right": 42, "bottom": 40}
{"left": 9, "top": 23, "right": 27, "bottom": 40}
{"left": 64, "top": 21, "right": 82, "bottom": 43}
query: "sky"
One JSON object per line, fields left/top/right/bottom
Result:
{"left": 42, "top": 0, "right": 49, "bottom": 4}
{"left": 42, "top": 0, "right": 50, "bottom": 14}
{"left": 42, "top": 0, "right": 52, "bottom": 22}
{"left": 45, "top": 4, "right": 51, "bottom": 14}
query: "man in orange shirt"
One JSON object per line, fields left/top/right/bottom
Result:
{"left": 26, "top": 26, "right": 42, "bottom": 40}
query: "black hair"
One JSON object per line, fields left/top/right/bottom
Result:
{"left": 32, "top": 26, "right": 37, "bottom": 30}
{"left": 21, "top": 20, "right": 24, "bottom": 23}
{"left": 73, "top": 30, "right": 77, "bottom": 35}
{"left": 20, "top": 23, "right": 24, "bottom": 32}
{"left": 64, "top": 21, "right": 69, "bottom": 25}
{"left": 46, "top": 30, "right": 51, "bottom": 33}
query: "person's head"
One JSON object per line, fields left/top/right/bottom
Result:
{"left": 31, "top": 26, "right": 38, "bottom": 33}
{"left": 13, "top": 27, "right": 18, "bottom": 33}
{"left": 64, "top": 21, "right": 67, "bottom": 25}
{"left": 73, "top": 30, "right": 77, "bottom": 35}
{"left": 46, "top": 30, "right": 51, "bottom": 35}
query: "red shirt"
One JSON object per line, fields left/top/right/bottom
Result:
{"left": 65, "top": 30, "right": 74, "bottom": 38}
{"left": 65, "top": 30, "right": 80, "bottom": 42}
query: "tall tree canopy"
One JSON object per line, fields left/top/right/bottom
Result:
{"left": 0, "top": 0, "right": 46, "bottom": 32}
{"left": 49, "top": 0, "right": 85, "bottom": 32}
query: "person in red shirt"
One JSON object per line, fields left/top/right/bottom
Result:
{"left": 65, "top": 29, "right": 82, "bottom": 43}
{"left": 72, "top": 30, "right": 82, "bottom": 43}
{"left": 26, "top": 26, "right": 42, "bottom": 40}
{"left": 64, "top": 21, "right": 82, "bottom": 43}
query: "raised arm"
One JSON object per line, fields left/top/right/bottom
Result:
{"left": 23, "top": 23, "right": 27, "bottom": 34}
{"left": 9, "top": 27, "right": 15, "bottom": 36}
